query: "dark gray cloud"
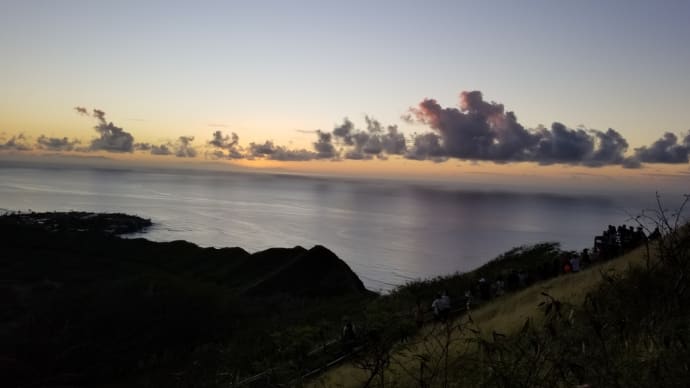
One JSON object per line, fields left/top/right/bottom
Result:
{"left": 174, "top": 136, "right": 197, "bottom": 158}
{"left": 209, "top": 130, "right": 238, "bottom": 149}
{"left": 151, "top": 144, "right": 172, "bottom": 155}
{"left": 20, "top": 95, "right": 682, "bottom": 170}
{"left": 136, "top": 136, "right": 197, "bottom": 157}
{"left": 632, "top": 132, "right": 690, "bottom": 164}
{"left": 207, "top": 130, "right": 244, "bottom": 159}
{"left": 333, "top": 119, "right": 356, "bottom": 146}
{"left": 270, "top": 148, "right": 319, "bottom": 161}
{"left": 92, "top": 109, "right": 106, "bottom": 122}
{"left": 134, "top": 142, "right": 172, "bottom": 155}
{"left": 330, "top": 116, "right": 407, "bottom": 160}
{"left": 622, "top": 157, "right": 642, "bottom": 169}
{"left": 75, "top": 108, "right": 135, "bottom": 152}
{"left": 411, "top": 92, "right": 538, "bottom": 162}
{"left": 207, "top": 117, "right": 402, "bottom": 162}
{"left": 36, "top": 135, "right": 80, "bottom": 151}
{"left": 409, "top": 91, "right": 638, "bottom": 167}
{"left": 134, "top": 142, "right": 152, "bottom": 151}
{"left": 0, "top": 134, "right": 32, "bottom": 151}
{"left": 380, "top": 124, "right": 407, "bottom": 155}
{"left": 248, "top": 140, "right": 317, "bottom": 161}
{"left": 314, "top": 130, "right": 338, "bottom": 159}
{"left": 532, "top": 123, "right": 595, "bottom": 164}
{"left": 248, "top": 140, "right": 276, "bottom": 157}
{"left": 405, "top": 132, "right": 447, "bottom": 162}
{"left": 587, "top": 128, "right": 629, "bottom": 166}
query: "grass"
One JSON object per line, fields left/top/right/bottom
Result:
{"left": 310, "top": 243, "right": 651, "bottom": 387}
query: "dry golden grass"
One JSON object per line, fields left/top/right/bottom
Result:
{"left": 310, "top": 245, "right": 652, "bottom": 388}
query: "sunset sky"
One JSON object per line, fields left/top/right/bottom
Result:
{"left": 1, "top": 0, "right": 689, "bottom": 189}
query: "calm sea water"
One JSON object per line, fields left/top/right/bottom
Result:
{"left": 0, "top": 165, "right": 661, "bottom": 291}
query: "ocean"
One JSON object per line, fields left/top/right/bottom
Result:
{"left": 0, "top": 164, "right": 663, "bottom": 291}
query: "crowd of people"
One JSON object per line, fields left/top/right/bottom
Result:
{"left": 593, "top": 224, "right": 657, "bottom": 260}
{"left": 340, "top": 223, "right": 659, "bottom": 351}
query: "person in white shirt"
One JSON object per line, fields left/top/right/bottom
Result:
{"left": 570, "top": 255, "right": 581, "bottom": 273}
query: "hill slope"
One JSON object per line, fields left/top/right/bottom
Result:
{"left": 313, "top": 240, "right": 689, "bottom": 387}
{"left": 0, "top": 212, "right": 372, "bottom": 387}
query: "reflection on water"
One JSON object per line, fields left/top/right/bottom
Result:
{"left": 0, "top": 166, "right": 660, "bottom": 291}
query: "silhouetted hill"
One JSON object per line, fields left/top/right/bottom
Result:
{"left": 0, "top": 212, "right": 368, "bottom": 297}
{"left": 246, "top": 245, "right": 368, "bottom": 297}
{"left": 0, "top": 212, "right": 373, "bottom": 387}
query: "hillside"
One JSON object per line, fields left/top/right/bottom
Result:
{"left": 4, "top": 211, "right": 688, "bottom": 387}
{"left": 312, "top": 227, "right": 690, "bottom": 387}
{"left": 0, "top": 212, "right": 373, "bottom": 387}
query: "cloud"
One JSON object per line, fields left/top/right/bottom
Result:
{"left": 532, "top": 123, "right": 595, "bottom": 164}
{"left": 135, "top": 142, "right": 171, "bottom": 155}
{"left": 270, "top": 148, "right": 318, "bottom": 161}
{"left": 405, "top": 132, "right": 447, "bottom": 162}
{"left": 209, "top": 117, "right": 402, "bottom": 162}
{"left": 207, "top": 130, "right": 244, "bottom": 159}
{"left": 0, "top": 134, "right": 32, "bottom": 151}
{"left": 632, "top": 132, "right": 690, "bottom": 164}
{"left": 209, "top": 130, "right": 238, "bottom": 149}
{"left": 135, "top": 136, "right": 197, "bottom": 157}
{"left": 380, "top": 124, "right": 407, "bottom": 155}
{"left": 75, "top": 108, "right": 135, "bottom": 152}
{"left": 409, "top": 91, "right": 636, "bottom": 167}
{"left": 151, "top": 144, "right": 172, "bottom": 155}
{"left": 248, "top": 140, "right": 276, "bottom": 157}
{"left": 248, "top": 140, "right": 317, "bottom": 161}
{"left": 411, "top": 92, "right": 538, "bottom": 162}
{"left": 329, "top": 116, "right": 406, "bottom": 160}
{"left": 174, "top": 136, "right": 197, "bottom": 158}
{"left": 36, "top": 135, "right": 80, "bottom": 151}
{"left": 18, "top": 94, "right": 688, "bottom": 170}
{"left": 314, "top": 130, "right": 338, "bottom": 159}
{"left": 587, "top": 128, "right": 629, "bottom": 166}
{"left": 333, "top": 118, "right": 356, "bottom": 146}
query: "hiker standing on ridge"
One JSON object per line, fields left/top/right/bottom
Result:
{"left": 431, "top": 294, "right": 443, "bottom": 320}
{"left": 341, "top": 320, "right": 356, "bottom": 353}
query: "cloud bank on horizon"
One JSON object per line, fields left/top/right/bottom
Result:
{"left": 2, "top": 91, "right": 689, "bottom": 169}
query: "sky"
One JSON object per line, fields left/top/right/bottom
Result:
{"left": 1, "top": 0, "right": 690, "bottom": 190}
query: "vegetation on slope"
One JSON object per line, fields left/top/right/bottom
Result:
{"left": 0, "top": 212, "right": 373, "bottom": 387}
{"left": 313, "top": 197, "right": 690, "bottom": 388}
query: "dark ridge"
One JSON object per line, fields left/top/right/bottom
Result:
{"left": 0, "top": 212, "right": 367, "bottom": 297}
{"left": 1, "top": 211, "right": 374, "bottom": 386}
{"left": 245, "top": 245, "right": 369, "bottom": 297}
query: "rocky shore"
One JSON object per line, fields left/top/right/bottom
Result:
{"left": 0, "top": 211, "right": 152, "bottom": 235}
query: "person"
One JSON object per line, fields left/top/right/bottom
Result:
{"left": 479, "top": 278, "right": 491, "bottom": 300}
{"left": 464, "top": 289, "right": 473, "bottom": 311}
{"left": 431, "top": 294, "right": 443, "bottom": 320}
{"left": 341, "top": 320, "right": 356, "bottom": 353}
{"left": 518, "top": 270, "right": 529, "bottom": 287}
{"left": 570, "top": 255, "right": 581, "bottom": 273}
{"left": 494, "top": 277, "right": 505, "bottom": 296}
